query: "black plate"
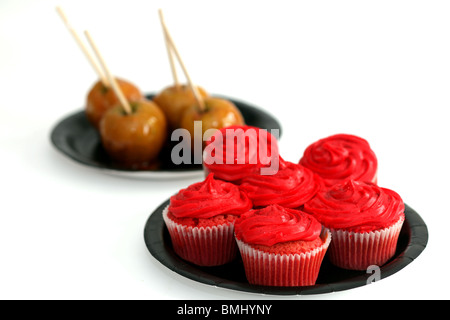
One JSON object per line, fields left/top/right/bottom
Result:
{"left": 144, "top": 201, "right": 428, "bottom": 295}
{"left": 50, "top": 94, "right": 282, "bottom": 179}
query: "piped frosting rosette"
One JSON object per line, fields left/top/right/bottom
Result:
{"left": 304, "top": 180, "right": 405, "bottom": 270}
{"left": 234, "top": 205, "right": 331, "bottom": 286}
{"left": 168, "top": 173, "right": 252, "bottom": 219}
{"left": 299, "top": 134, "right": 378, "bottom": 187}
{"left": 239, "top": 159, "right": 322, "bottom": 208}
{"left": 163, "top": 173, "right": 252, "bottom": 266}
{"left": 203, "top": 125, "right": 280, "bottom": 183}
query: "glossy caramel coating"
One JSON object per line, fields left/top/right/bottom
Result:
{"left": 86, "top": 79, "right": 142, "bottom": 128}
{"left": 99, "top": 99, "right": 167, "bottom": 166}
{"left": 152, "top": 84, "right": 209, "bottom": 130}
{"left": 179, "top": 97, "right": 245, "bottom": 147}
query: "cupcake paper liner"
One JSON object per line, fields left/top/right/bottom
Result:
{"left": 235, "top": 229, "right": 331, "bottom": 287}
{"left": 328, "top": 216, "right": 405, "bottom": 270}
{"left": 162, "top": 207, "right": 238, "bottom": 266}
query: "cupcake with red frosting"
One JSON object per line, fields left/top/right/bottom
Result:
{"left": 303, "top": 180, "right": 405, "bottom": 270}
{"left": 299, "top": 134, "right": 378, "bottom": 187}
{"left": 239, "top": 159, "right": 322, "bottom": 208}
{"left": 163, "top": 173, "right": 252, "bottom": 266}
{"left": 234, "top": 205, "right": 331, "bottom": 286}
{"left": 203, "top": 125, "right": 280, "bottom": 183}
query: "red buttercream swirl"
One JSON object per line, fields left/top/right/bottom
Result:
{"left": 299, "top": 134, "right": 378, "bottom": 187}
{"left": 203, "top": 125, "right": 279, "bottom": 183}
{"left": 234, "top": 204, "right": 323, "bottom": 246}
{"left": 239, "top": 159, "right": 322, "bottom": 208}
{"left": 303, "top": 180, "right": 405, "bottom": 232}
{"left": 169, "top": 173, "right": 252, "bottom": 219}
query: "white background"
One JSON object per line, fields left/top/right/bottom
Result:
{"left": 0, "top": 0, "right": 448, "bottom": 300}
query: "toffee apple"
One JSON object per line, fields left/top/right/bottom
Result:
{"left": 179, "top": 97, "right": 245, "bottom": 149}
{"left": 99, "top": 99, "right": 167, "bottom": 167}
{"left": 86, "top": 78, "right": 142, "bottom": 129}
{"left": 56, "top": 8, "right": 143, "bottom": 129}
{"left": 153, "top": 84, "right": 209, "bottom": 130}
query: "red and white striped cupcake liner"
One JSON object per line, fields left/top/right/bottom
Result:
{"left": 162, "top": 207, "right": 238, "bottom": 266}
{"left": 327, "top": 216, "right": 405, "bottom": 270}
{"left": 235, "top": 229, "right": 331, "bottom": 287}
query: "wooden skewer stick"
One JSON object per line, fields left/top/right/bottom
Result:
{"left": 55, "top": 6, "right": 109, "bottom": 87}
{"left": 158, "top": 9, "right": 205, "bottom": 111}
{"left": 158, "top": 10, "right": 180, "bottom": 90}
{"left": 84, "top": 30, "right": 132, "bottom": 115}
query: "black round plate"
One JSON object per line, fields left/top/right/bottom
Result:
{"left": 50, "top": 94, "right": 282, "bottom": 179}
{"left": 144, "top": 201, "right": 428, "bottom": 295}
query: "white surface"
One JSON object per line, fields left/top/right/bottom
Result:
{"left": 0, "top": 0, "right": 447, "bottom": 300}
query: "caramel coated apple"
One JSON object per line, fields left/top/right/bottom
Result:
{"left": 99, "top": 99, "right": 167, "bottom": 167}
{"left": 179, "top": 97, "right": 245, "bottom": 148}
{"left": 86, "top": 78, "right": 142, "bottom": 128}
{"left": 152, "top": 84, "right": 208, "bottom": 130}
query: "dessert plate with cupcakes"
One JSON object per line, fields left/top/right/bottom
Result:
{"left": 144, "top": 129, "right": 428, "bottom": 295}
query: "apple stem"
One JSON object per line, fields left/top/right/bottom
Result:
{"left": 55, "top": 6, "right": 110, "bottom": 87}
{"left": 84, "top": 30, "right": 132, "bottom": 115}
{"left": 158, "top": 9, "right": 205, "bottom": 112}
